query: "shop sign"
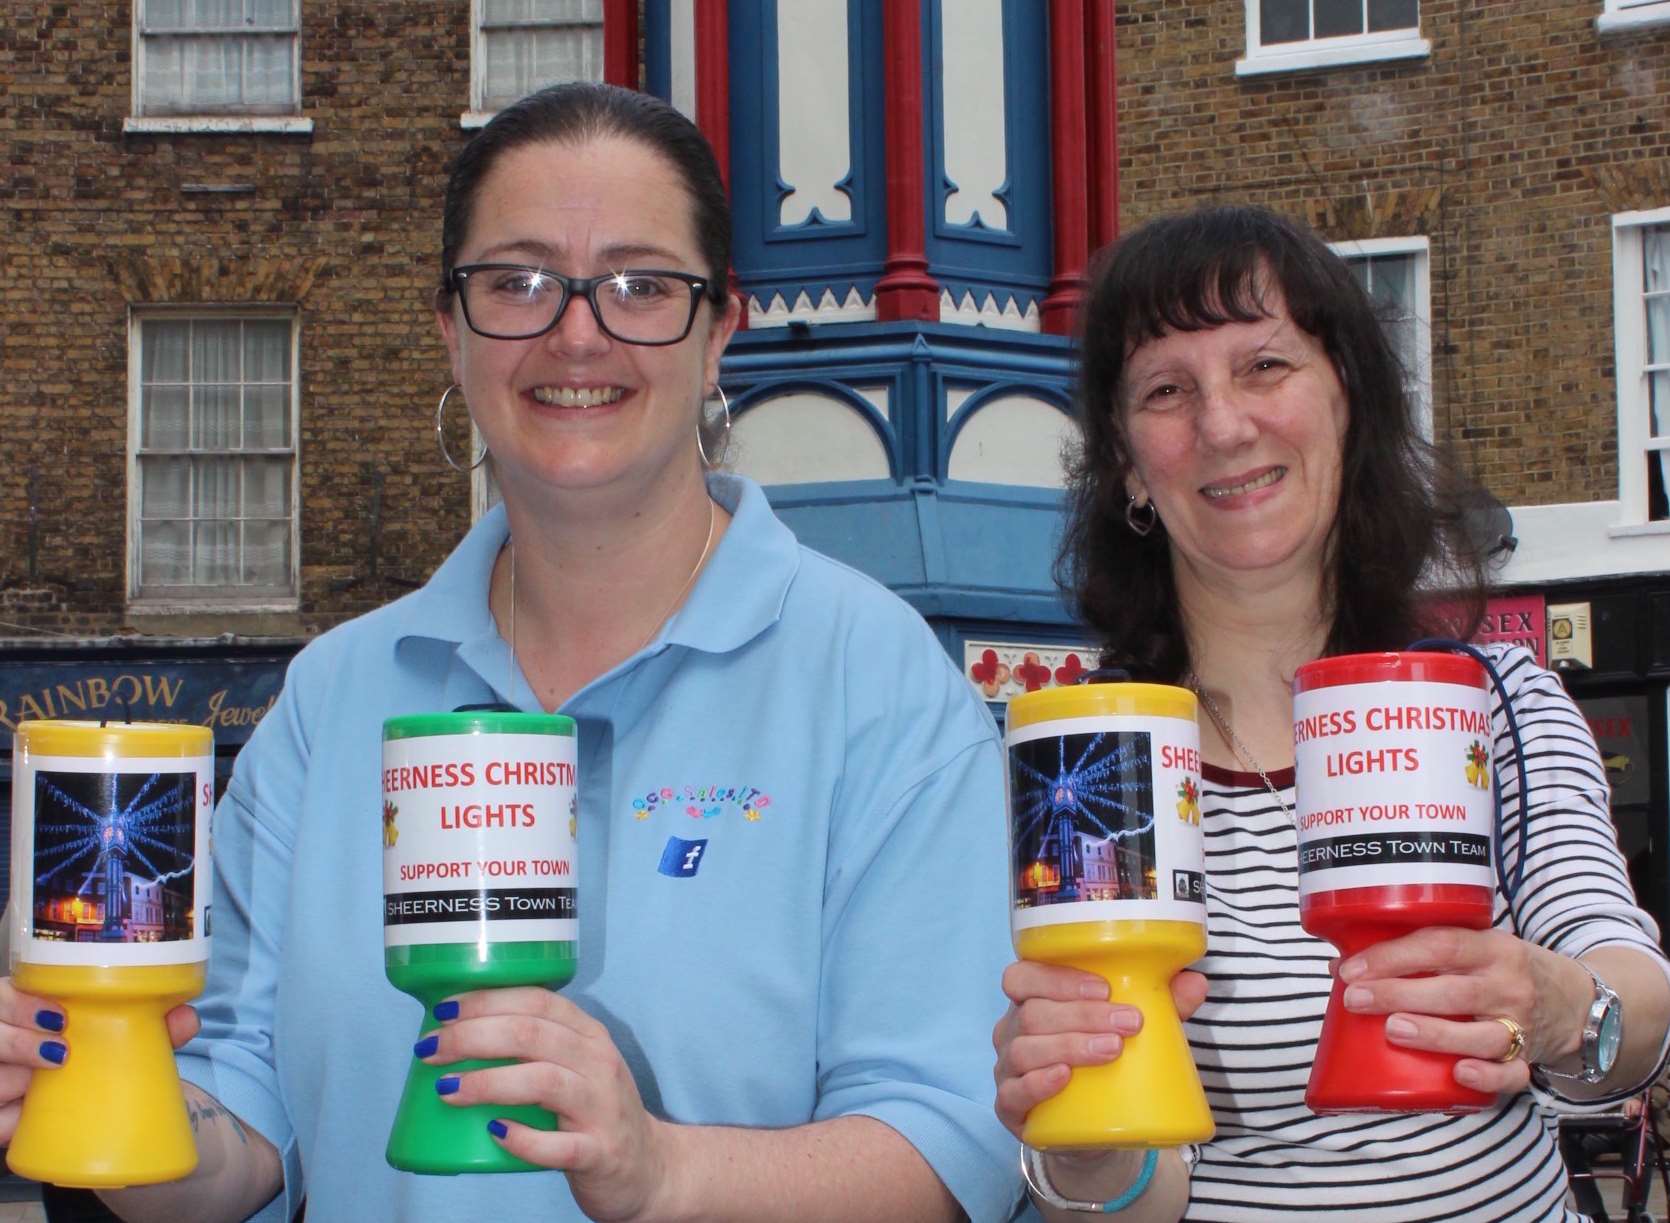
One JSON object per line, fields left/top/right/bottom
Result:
{"left": 1579, "top": 694, "right": 1651, "bottom": 807}
{"left": 1473, "top": 594, "right": 1546, "bottom": 669}
{"left": 0, "top": 659, "right": 289, "bottom": 745}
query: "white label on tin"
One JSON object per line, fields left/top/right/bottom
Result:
{"left": 1006, "top": 714, "right": 1206, "bottom": 929}
{"left": 11, "top": 753, "right": 213, "bottom": 967}
{"left": 1294, "top": 679, "right": 1495, "bottom": 898}
{"left": 383, "top": 732, "right": 579, "bottom": 947}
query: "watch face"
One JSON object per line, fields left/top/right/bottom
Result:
{"left": 1596, "top": 1004, "right": 1623, "bottom": 1073}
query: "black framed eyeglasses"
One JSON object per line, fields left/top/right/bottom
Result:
{"left": 449, "top": 264, "right": 713, "bottom": 346}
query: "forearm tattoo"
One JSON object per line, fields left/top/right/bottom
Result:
{"left": 186, "top": 1093, "right": 249, "bottom": 1146}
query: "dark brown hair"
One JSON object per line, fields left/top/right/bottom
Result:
{"left": 1059, "top": 204, "right": 1488, "bottom": 680}
{"left": 438, "top": 82, "right": 730, "bottom": 306}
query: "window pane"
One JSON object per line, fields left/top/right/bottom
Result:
{"left": 194, "top": 458, "right": 238, "bottom": 517}
{"left": 1260, "top": 0, "right": 1309, "bottom": 43}
{"left": 193, "top": 0, "right": 248, "bottom": 26}
{"left": 243, "top": 520, "right": 291, "bottom": 586}
{"left": 1649, "top": 295, "right": 1670, "bottom": 366}
{"left": 529, "top": 27, "right": 602, "bottom": 87}
{"left": 1315, "top": 0, "right": 1365, "bottom": 39}
{"left": 183, "top": 37, "right": 243, "bottom": 109}
{"left": 528, "top": 0, "right": 603, "bottom": 18}
{"left": 483, "top": 0, "right": 534, "bottom": 19}
{"left": 243, "top": 319, "right": 291, "bottom": 381}
{"left": 250, "top": 0, "right": 295, "bottom": 26}
{"left": 1647, "top": 227, "right": 1670, "bottom": 364}
{"left": 192, "top": 320, "right": 239, "bottom": 380}
{"left": 194, "top": 385, "right": 241, "bottom": 448}
{"left": 243, "top": 458, "right": 290, "bottom": 517}
{"left": 142, "top": 38, "right": 189, "bottom": 111}
{"left": 141, "top": 458, "right": 191, "bottom": 518}
{"left": 142, "top": 321, "right": 190, "bottom": 381}
{"left": 1651, "top": 371, "right": 1670, "bottom": 441}
{"left": 244, "top": 35, "right": 294, "bottom": 106}
{"left": 195, "top": 522, "right": 238, "bottom": 585}
{"left": 141, "top": 520, "right": 191, "bottom": 586}
{"left": 244, "top": 386, "right": 290, "bottom": 448}
{"left": 1368, "top": 0, "right": 1418, "bottom": 32}
{"left": 143, "top": 385, "right": 189, "bottom": 449}
{"left": 144, "top": 0, "right": 191, "bottom": 31}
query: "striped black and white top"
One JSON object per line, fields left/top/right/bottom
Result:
{"left": 1183, "top": 646, "right": 1665, "bottom": 1222}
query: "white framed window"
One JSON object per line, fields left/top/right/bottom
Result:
{"left": 1599, "top": 0, "right": 1670, "bottom": 34}
{"left": 1332, "top": 236, "right": 1432, "bottom": 439}
{"left": 1613, "top": 210, "right": 1670, "bottom": 527}
{"left": 130, "top": 0, "right": 303, "bottom": 127}
{"left": 129, "top": 313, "right": 300, "bottom": 607}
{"left": 464, "top": 0, "right": 604, "bottom": 127}
{"left": 1238, "top": 0, "right": 1429, "bottom": 77}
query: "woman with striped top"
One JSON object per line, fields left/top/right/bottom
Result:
{"left": 992, "top": 205, "right": 1670, "bottom": 1222}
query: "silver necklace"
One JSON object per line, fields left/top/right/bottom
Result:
{"left": 1185, "top": 672, "right": 1296, "bottom": 825}
{"left": 507, "top": 497, "right": 719, "bottom": 696}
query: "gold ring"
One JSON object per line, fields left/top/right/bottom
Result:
{"left": 1493, "top": 1016, "right": 1526, "bottom": 1062}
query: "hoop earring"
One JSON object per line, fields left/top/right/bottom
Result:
{"left": 435, "top": 384, "right": 487, "bottom": 472}
{"left": 1125, "top": 495, "right": 1158, "bottom": 537}
{"left": 697, "top": 385, "right": 733, "bottom": 469}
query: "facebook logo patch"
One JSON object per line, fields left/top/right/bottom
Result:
{"left": 658, "top": 836, "right": 709, "bottom": 878}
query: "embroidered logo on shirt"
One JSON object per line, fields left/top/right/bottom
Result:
{"left": 631, "top": 784, "right": 773, "bottom": 824}
{"left": 658, "top": 837, "right": 709, "bottom": 877}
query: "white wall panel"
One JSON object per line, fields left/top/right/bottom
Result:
{"left": 776, "top": 0, "right": 853, "bottom": 226}
{"left": 941, "top": 0, "right": 1007, "bottom": 230}
{"left": 948, "top": 395, "right": 1073, "bottom": 488}
{"left": 733, "top": 390, "right": 889, "bottom": 484}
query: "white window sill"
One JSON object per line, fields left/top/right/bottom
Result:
{"left": 123, "top": 116, "right": 314, "bottom": 135}
{"left": 1598, "top": 6, "right": 1670, "bottom": 34}
{"left": 1606, "top": 520, "right": 1670, "bottom": 539}
{"left": 460, "top": 111, "right": 497, "bottom": 130}
{"left": 1235, "top": 36, "right": 1430, "bottom": 77}
{"left": 128, "top": 599, "right": 301, "bottom": 614}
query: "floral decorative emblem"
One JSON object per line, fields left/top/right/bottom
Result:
{"left": 969, "top": 648, "right": 1011, "bottom": 698}
{"left": 1464, "top": 740, "right": 1491, "bottom": 790}
{"left": 1013, "top": 653, "right": 1052, "bottom": 693}
{"left": 1054, "top": 653, "right": 1087, "bottom": 687}
{"left": 382, "top": 800, "right": 399, "bottom": 848}
{"left": 1176, "top": 777, "right": 1201, "bottom": 825}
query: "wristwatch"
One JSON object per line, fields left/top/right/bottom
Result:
{"left": 1537, "top": 962, "right": 1623, "bottom": 1085}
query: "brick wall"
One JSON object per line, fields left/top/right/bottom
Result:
{"left": 1114, "top": 0, "right": 1670, "bottom": 504}
{"left": 1, "top": 1, "right": 480, "bottom": 639}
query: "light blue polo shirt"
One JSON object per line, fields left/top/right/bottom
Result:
{"left": 176, "top": 473, "right": 1024, "bottom": 1222}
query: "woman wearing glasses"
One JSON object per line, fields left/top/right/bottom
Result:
{"left": 0, "top": 83, "right": 1019, "bottom": 1222}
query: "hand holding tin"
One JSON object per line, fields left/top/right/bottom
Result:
{"left": 421, "top": 984, "right": 672, "bottom": 1219}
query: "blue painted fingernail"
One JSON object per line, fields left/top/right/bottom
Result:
{"left": 40, "top": 1041, "right": 66, "bottom": 1065}
{"left": 433, "top": 1000, "right": 460, "bottom": 1022}
{"left": 413, "top": 1035, "right": 438, "bottom": 1059}
{"left": 487, "top": 1120, "right": 508, "bottom": 1139}
{"left": 435, "top": 1076, "right": 460, "bottom": 1096}
{"left": 35, "top": 1010, "right": 64, "bottom": 1033}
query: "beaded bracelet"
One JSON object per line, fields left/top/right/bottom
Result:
{"left": 1020, "top": 1146, "right": 1160, "bottom": 1214}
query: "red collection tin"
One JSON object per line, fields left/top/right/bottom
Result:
{"left": 1293, "top": 652, "right": 1496, "bottom": 1114}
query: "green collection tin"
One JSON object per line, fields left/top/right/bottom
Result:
{"left": 382, "top": 710, "right": 578, "bottom": 1174}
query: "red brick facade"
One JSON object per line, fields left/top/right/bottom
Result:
{"left": 2, "top": 2, "right": 1666, "bottom": 641}
{"left": 2, "top": 2, "right": 481, "bottom": 639}
{"left": 1115, "top": 0, "right": 1669, "bottom": 505}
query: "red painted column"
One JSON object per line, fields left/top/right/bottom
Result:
{"left": 1041, "top": 0, "right": 1090, "bottom": 335}
{"left": 693, "top": 0, "right": 746, "bottom": 327}
{"left": 873, "top": 0, "right": 940, "bottom": 323}
{"left": 602, "top": 0, "right": 639, "bottom": 89}
{"left": 1088, "top": 0, "right": 1120, "bottom": 251}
